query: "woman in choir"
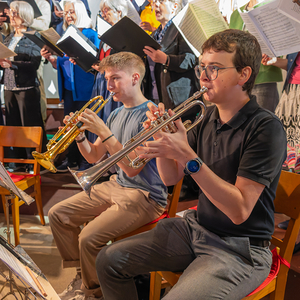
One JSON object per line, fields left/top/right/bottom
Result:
{"left": 41, "top": 0, "right": 100, "bottom": 171}
{"left": 142, "top": 0, "right": 199, "bottom": 110}
{"left": 0, "top": 1, "right": 47, "bottom": 165}
{"left": 89, "top": 0, "right": 130, "bottom": 140}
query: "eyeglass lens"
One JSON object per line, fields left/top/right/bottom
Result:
{"left": 195, "top": 65, "right": 218, "bottom": 81}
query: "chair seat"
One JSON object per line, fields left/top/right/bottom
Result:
{"left": 147, "top": 210, "right": 169, "bottom": 225}
{"left": 246, "top": 247, "right": 290, "bottom": 297}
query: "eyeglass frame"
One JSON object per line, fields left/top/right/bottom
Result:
{"left": 194, "top": 64, "right": 237, "bottom": 81}
{"left": 152, "top": 0, "right": 168, "bottom": 4}
{"left": 9, "top": 9, "right": 20, "bottom": 17}
{"left": 63, "top": 9, "right": 76, "bottom": 16}
{"left": 99, "top": 4, "right": 118, "bottom": 17}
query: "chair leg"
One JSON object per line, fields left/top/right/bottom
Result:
{"left": 150, "top": 272, "right": 163, "bottom": 300}
{"left": 34, "top": 177, "right": 45, "bottom": 225}
{"left": 11, "top": 197, "right": 20, "bottom": 246}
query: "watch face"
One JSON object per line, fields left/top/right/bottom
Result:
{"left": 187, "top": 159, "right": 200, "bottom": 173}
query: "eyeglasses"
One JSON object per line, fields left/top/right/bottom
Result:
{"left": 195, "top": 65, "right": 236, "bottom": 81}
{"left": 100, "top": 5, "right": 118, "bottom": 17}
{"left": 152, "top": 0, "right": 166, "bottom": 4}
{"left": 9, "top": 9, "right": 20, "bottom": 17}
{"left": 63, "top": 9, "right": 75, "bottom": 16}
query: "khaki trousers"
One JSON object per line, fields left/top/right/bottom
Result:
{"left": 48, "top": 175, "right": 165, "bottom": 297}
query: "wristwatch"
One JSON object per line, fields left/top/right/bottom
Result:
{"left": 184, "top": 157, "right": 203, "bottom": 175}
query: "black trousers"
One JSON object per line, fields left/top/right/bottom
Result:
{"left": 4, "top": 87, "right": 47, "bottom": 158}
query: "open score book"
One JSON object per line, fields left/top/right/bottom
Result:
{"left": 239, "top": 0, "right": 300, "bottom": 57}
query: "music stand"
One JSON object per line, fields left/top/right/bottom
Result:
{"left": 0, "top": 162, "right": 37, "bottom": 299}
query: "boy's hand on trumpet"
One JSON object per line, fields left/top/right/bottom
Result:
{"left": 78, "top": 109, "right": 111, "bottom": 141}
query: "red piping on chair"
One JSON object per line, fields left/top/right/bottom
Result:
{"left": 247, "top": 247, "right": 290, "bottom": 296}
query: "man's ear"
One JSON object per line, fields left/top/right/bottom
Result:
{"left": 238, "top": 66, "right": 252, "bottom": 87}
{"left": 132, "top": 73, "right": 140, "bottom": 85}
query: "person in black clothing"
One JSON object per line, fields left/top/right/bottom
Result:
{"left": 96, "top": 29, "right": 287, "bottom": 300}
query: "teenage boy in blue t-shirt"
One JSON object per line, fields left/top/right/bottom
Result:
{"left": 48, "top": 52, "right": 167, "bottom": 300}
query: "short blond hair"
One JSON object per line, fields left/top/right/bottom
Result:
{"left": 10, "top": 1, "right": 34, "bottom": 27}
{"left": 98, "top": 52, "right": 145, "bottom": 84}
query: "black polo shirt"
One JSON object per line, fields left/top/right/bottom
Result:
{"left": 187, "top": 96, "right": 287, "bottom": 240}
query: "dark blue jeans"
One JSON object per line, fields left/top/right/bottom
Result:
{"left": 96, "top": 210, "right": 272, "bottom": 300}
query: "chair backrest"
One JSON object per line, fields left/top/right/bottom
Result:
{"left": 267, "top": 170, "right": 300, "bottom": 299}
{"left": 167, "top": 178, "right": 183, "bottom": 218}
{"left": 272, "top": 170, "right": 300, "bottom": 261}
{"left": 0, "top": 126, "right": 43, "bottom": 174}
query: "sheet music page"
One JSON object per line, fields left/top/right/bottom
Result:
{"left": 0, "top": 162, "right": 34, "bottom": 205}
{"left": 278, "top": 0, "right": 300, "bottom": 24}
{"left": 126, "top": 0, "right": 142, "bottom": 25}
{"left": 0, "top": 245, "right": 44, "bottom": 298}
{"left": 0, "top": 42, "right": 17, "bottom": 59}
{"left": 41, "top": 28, "right": 61, "bottom": 44}
{"left": 97, "top": 16, "right": 112, "bottom": 37}
{"left": 245, "top": 0, "right": 300, "bottom": 56}
{"left": 173, "top": 0, "right": 228, "bottom": 58}
{"left": 239, "top": 10, "right": 274, "bottom": 57}
{"left": 57, "top": 26, "right": 97, "bottom": 56}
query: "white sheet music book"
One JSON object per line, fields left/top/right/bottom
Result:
{"left": 239, "top": 0, "right": 300, "bottom": 57}
{"left": 278, "top": 0, "right": 300, "bottom": 24}
{"left": 0, "top": 162, "right": 34, "bottom": 205}
{"left": 172, "top": 0, "right": 229, "bottom": 58}
{"left": 0, "top": 245, "right": 46, "bottom": 299}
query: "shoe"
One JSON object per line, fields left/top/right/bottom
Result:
{"left": 56, "top": 159, "right": 78, "bottom": 173}
{"left": 58, "top": 274, "right": 82, "bottom": 300}
{"left": 278, "top": 220, "right": 289, "bottom": 230}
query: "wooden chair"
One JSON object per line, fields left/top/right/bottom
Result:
{"left": 0, "top": 126, "right": 45, "bottom": 245}
{"left": 149, "top": 170, "right": 300, "bottom": 300}
{"left": 112, "top": 178, "right": 183, "bottom": 242}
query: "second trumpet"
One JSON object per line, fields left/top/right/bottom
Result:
{"left": 32, "top": 93, "right": 115, "bottom": 173}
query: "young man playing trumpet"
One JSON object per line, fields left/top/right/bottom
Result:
{"left": 48, "top": 52, "right": 167, "bottom": 300}
{"left": 96, "top": 29, "right": 287, "bottom": 300}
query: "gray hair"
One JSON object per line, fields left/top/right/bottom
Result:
{"left": 10, "top": 1, "right": 34, "bottom": 27}
{"left": 62, "top": 0, "right": 93, "bottom": 30}
{"left": 99, "top": 0, "right": 128, "bottom": 18}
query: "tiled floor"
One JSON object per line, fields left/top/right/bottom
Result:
{"left": 0, "top": 171, "right": 300, "bottom": 299}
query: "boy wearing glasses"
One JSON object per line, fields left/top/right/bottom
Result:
{"left": 96, "top": 29, "right": 287, "bottom": 300}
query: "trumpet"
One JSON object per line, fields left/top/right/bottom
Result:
{"left": 32, "top": 93, "right": 115, "bottom": 173}
{"left": 69, "top": 86, "right": 207, "bottom": 197}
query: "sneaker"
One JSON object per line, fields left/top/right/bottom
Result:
{"left": 56, "top": 159, "right": 78, "bottom": 173}
{"left": 58, "top": 274, "right": 82, "bottom": 300}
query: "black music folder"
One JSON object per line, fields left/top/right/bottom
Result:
{"left": 56, "top": 24, "right": 98, "bottom": 73}
{"left": 99, "top": 16, "right": 161, "bottom": 58}
{"left": 23, "top": 29, "right": 64, "bottom": 57}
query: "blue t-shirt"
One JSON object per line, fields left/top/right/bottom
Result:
{"left": 106, "top": 100, "right": 168, "bottom": 207}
